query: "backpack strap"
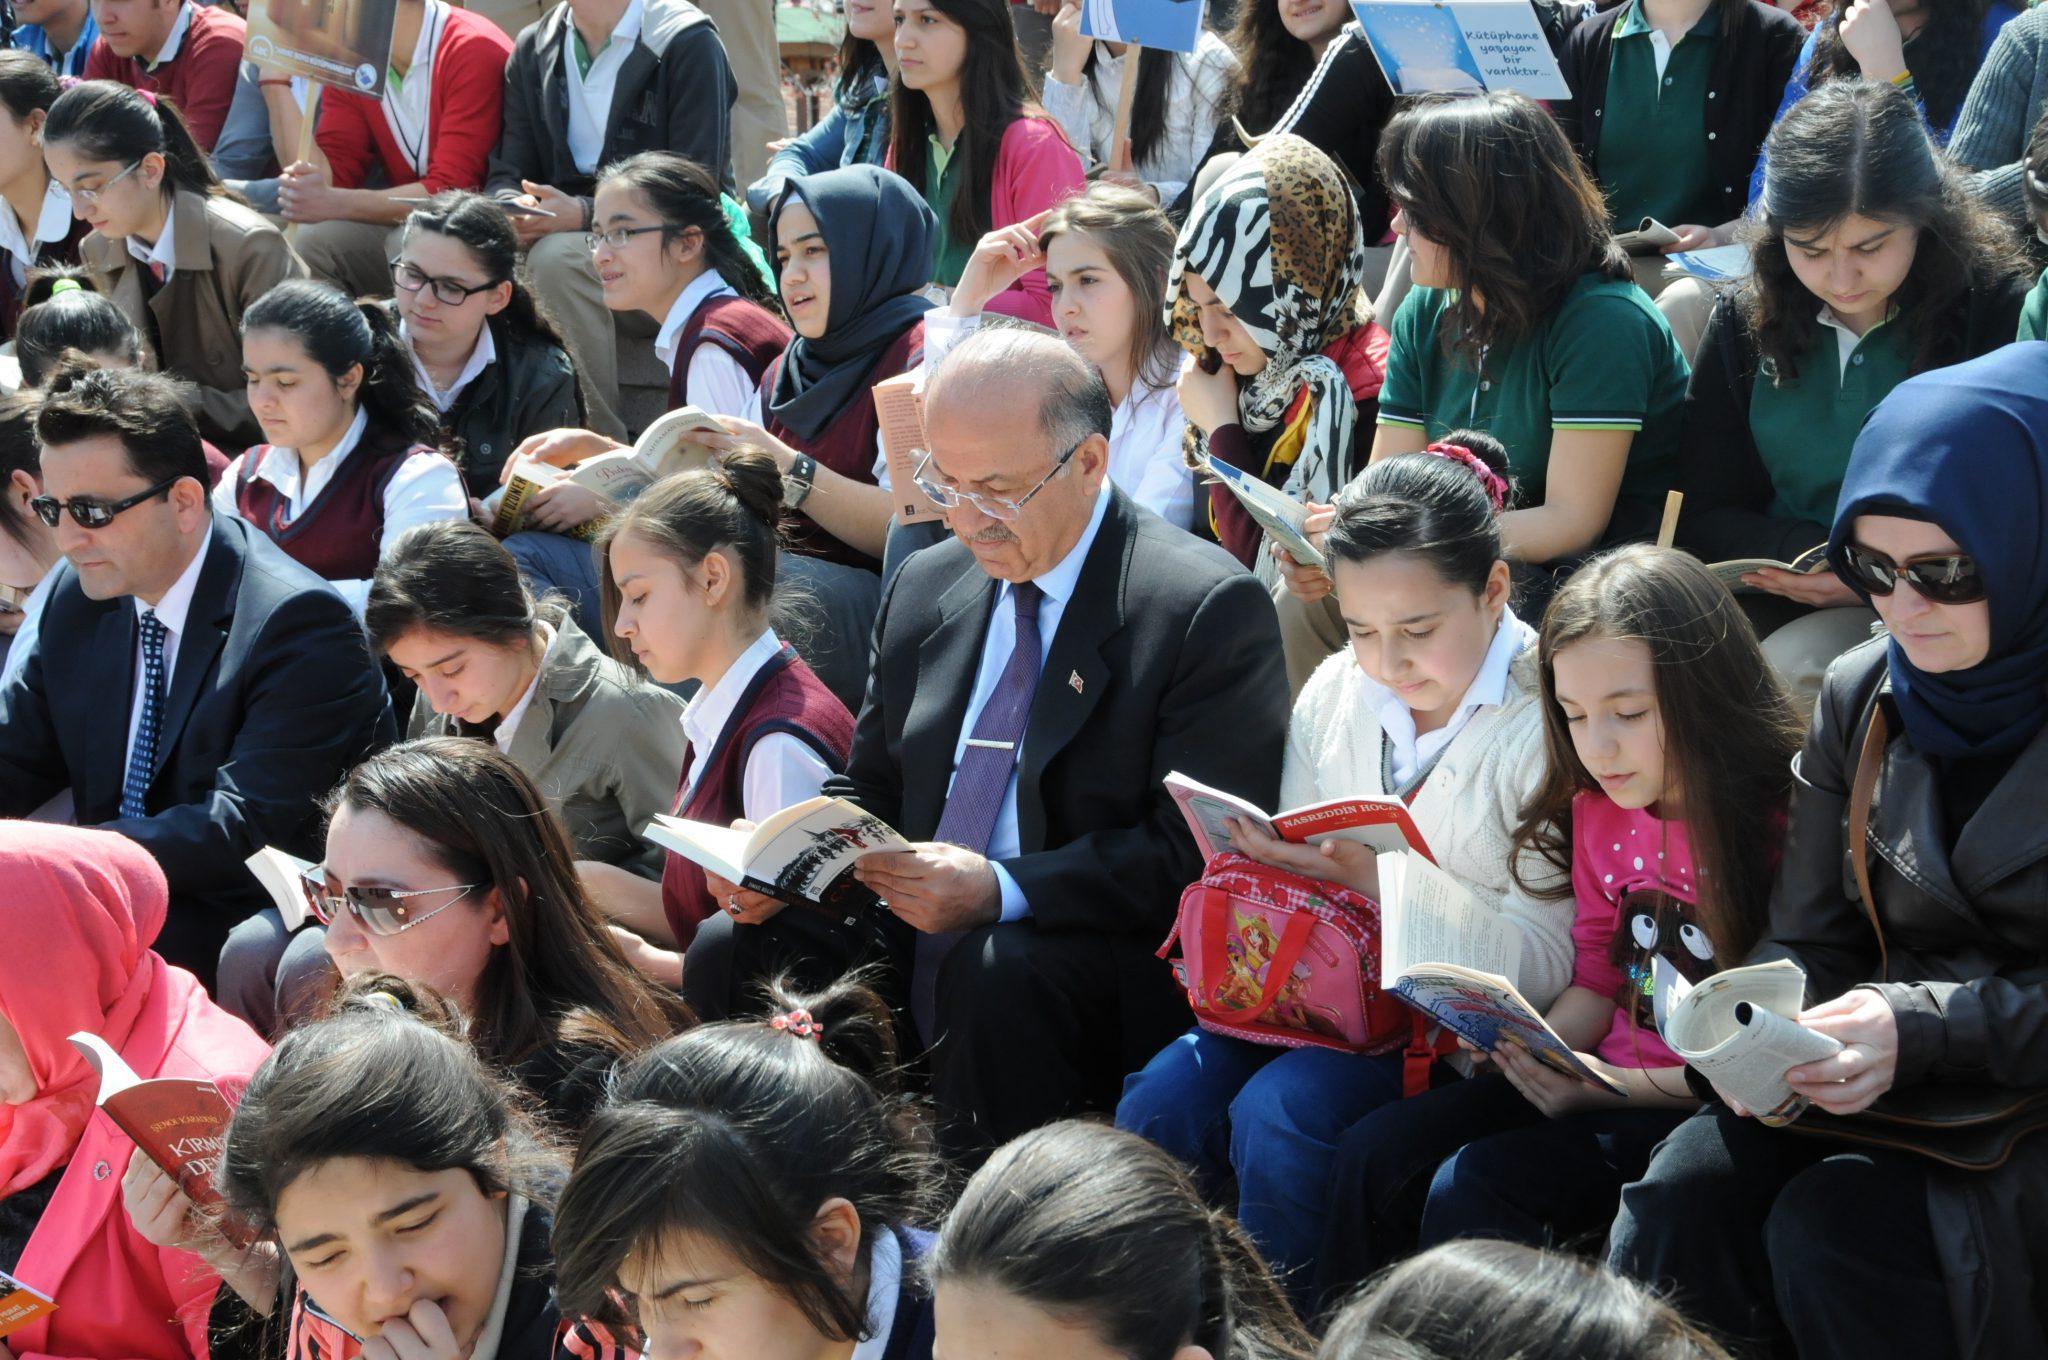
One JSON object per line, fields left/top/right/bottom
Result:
{"left": 1846, "top": 698, "right": 1892, "bottom": 982}
{"left": 1193, "top": 893, "right": 1317, "bottom": 1025}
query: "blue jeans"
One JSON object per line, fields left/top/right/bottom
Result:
{"left": 1116, "top": 1027, "right": 1429, "bottom": 1305}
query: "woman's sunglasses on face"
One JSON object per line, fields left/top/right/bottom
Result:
{"left": 1838, "top": 542, "right": 1987, "bottom": 605}
{"left": 302, "top": 865, "right": 483, "bottom": 937}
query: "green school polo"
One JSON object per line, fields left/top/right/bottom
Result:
{"left": 1748, "top": 315, "right": 1912, "bottom": 526}
{"left": 1378, "top": 271, "right": 1690, "bottom": 506}
{"left": 925, "top": 136, "right": 968, "bottom": 287}
{"left": 1598, "top": 0, "right": 1720, "bottom": 231}
{"left": 2018, "top": 272, "right": 2048, "bottom": 342}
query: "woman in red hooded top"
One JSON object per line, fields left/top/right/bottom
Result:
{"left": 0, "top": 822, "right": 268, "bottom": 1360}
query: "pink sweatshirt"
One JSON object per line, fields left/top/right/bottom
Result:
{"left": 981, "top": 117, "right": 1085, "bottom": 326}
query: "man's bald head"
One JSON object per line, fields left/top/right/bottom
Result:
{"left": 925, "top": 327, "right": 1113, "bottom": 457}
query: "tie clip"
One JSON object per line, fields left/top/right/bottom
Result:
{"left": 965, "top": 738, "right": 1016, "bottom": 750}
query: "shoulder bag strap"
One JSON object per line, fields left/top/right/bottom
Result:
{"left": 1846, "top": 699, "right": 1892, "bottom": 982}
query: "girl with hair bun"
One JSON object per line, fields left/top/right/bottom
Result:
{"left": 930, "top": 1120, "right": 1315, "bottom": 1360}
{"left": 15, "top": 269, "right": 143, "bottom": 385}
{"left": 578, "top": 453, "right": 905, "bottom": 1023}
{"left": 1120, "top": 434, "right": 1575, "bottom": 1310}
{"left": 212, "top": 279, "right": 466, "bottom": 615}
{"left": 46, "top": 79, "right": 309, "bottom": 447}
{"left": 553, "top": 973, "right": 946, "bottom": 1360}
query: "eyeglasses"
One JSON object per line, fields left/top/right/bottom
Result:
{"left": 391, "top": 260, "right": 500, "bottom": 306}
{"left": 584, "top": 225, "right": 676, "bottom": 253}
{"left": 309, "top": 869, "right": 484, "bottom": 937}
{"left": 30, "top": 474, "right": 182, "bottom": 529}
{"left": 70, "top": 160, "right": 143, "bottom": 207}
{"left": 911, "top": 438, "right": 1083, "bottom": 523}
{"left": 1838, "top": 542, "right": 1987, "bottom": 605}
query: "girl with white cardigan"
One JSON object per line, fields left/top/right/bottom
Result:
{"left": 1116, "top": 432, "right": 1575, "bottom": 1309}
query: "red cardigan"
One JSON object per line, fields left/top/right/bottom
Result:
{"left": 83, "top": 3, "right": 245, "bottom": 152}
{"left": 316, "top": 6, "right": 512, "bottom": 196}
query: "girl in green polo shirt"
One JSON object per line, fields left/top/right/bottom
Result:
{"left": 1675, "top": 79, "right": 2028, "bottom": 704}
{"left": 1369, "top": 93, "right": 1690, "bottom": 604}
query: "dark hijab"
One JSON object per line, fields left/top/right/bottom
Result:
{"left": 1827, "top": 342, "right": 2048, "bottom": 759}
{"left": 765, "top": 165, "right": 936, "bottom": 442}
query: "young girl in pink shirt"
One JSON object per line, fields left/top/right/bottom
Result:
{"left": 1314, "top": 544, "right": 1802, "bottom": 1310}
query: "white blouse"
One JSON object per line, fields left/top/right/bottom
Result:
{"left": 1039, "top": 31, "right": 1239, "bottom": 207}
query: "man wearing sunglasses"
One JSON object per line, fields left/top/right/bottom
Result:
{"left": 0, "top": 367, "right": 394, "bottom": 990}
{"left": 711, "top": 328, "right": 1290, "bottom": 1158}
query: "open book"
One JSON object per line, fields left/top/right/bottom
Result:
{"left": 643, "top": 796, "right": 910, "bottom": 917}
{"left": 245, "top": 846, "right": 320, "bottom": 933}
{"left": 1704, "top": 544, "right": 1830, "bottom": 594}
{"left": 1669, "top": 244, "right": 1752, "bottom": 283}
{"left": 1378, "top": 853, "right": 1627, "bottom": 1095}
{"left": 0, "top": 1269, "right": 54, "bottom": 1338}
{"left": 1660, "top": 960, "right": 1841, "bottom": 1126}
{"left": 1165, "top": 771, "right": 1434, "bottom": 864}
{"left": 483, "top": 406, "right": 726, "bottom": 539}
{"left": 1614, "top": 217, "right": 1682, "bottom": 255}
{"left": 1198, "top": 456, "right": 1326, "bottom": 569}
{"left": 69, "top": 1032, "right": 250, "bottom": 1243}
{"left": 872, "top": 373, "right": 946, "bottom": 526}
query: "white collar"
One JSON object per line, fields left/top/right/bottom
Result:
{"left": 655, "top": 269, "right": 737, "bottom": 373}
{"left": 148, "top": 1, "right": 194, "bottom": 69}
{"left": 407, "top": 319, "right": 497, "bottom": 411}
{"left": 682, "top": 627, "right": 786, "bottom": 756}
{"left": 848, "top": 1230, "right": 905, "bottom": 1360}
{"left": 132, "top": 518, "right": 213, "bottom": 635}
{"left": 494, "top": 621, "right": 558, "bottom": 754}
{"left": 1360, "top": 606, "right": 1536, "bottom": 746}
{"left": 127, "top": 198, "right": 177, "bottom": 272}
{"left": 571, "top": 0, "right": 645, "bottom": 58}
{"left": 398, "top": 0, "right": 447, "bottom": 81}
{"left": 1000, "top": 482, "right": 1111, "bottom": 611}
{"left": 248, "top": 406, "right": 371, "bottom": 498}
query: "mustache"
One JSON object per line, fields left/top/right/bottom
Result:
{"left": 969, "top": 525, "right": 1018, "bottom": 544}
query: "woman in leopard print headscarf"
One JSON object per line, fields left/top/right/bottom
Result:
{"left": 1169, "top": 133, "right": 1386, "bottom": 575}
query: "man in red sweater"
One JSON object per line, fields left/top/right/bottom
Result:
{"left": 83, "top": 0, "right": 246, "bottom": 151}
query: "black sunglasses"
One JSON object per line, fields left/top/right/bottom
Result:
{"left": 1839, "top": 542, "right": 1987, "bottom": 605}
{"left": 30, "top": 475, "right": 182, "bottom": 529}
{"left": 307, "top": 866, "right": 483, "bottom": 937}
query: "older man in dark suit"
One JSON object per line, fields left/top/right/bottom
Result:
{"left": 840, "top": 328, "right": 1289, "bottom": 1154}
{"left": 0, "top": 368, "right": 393, "bottom": 986}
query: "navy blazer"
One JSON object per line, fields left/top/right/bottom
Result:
{"left": 0, "top": 513, "right": 394, "bottom": 976}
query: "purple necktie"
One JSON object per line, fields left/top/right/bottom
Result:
{"left": 914, "top": 581, "right": 1043, "bottom": 1041}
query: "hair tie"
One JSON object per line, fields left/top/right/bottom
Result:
{"left": 48, "top": 277, "right": 82, "bottom": 297}
{"left": 361, "top": 991, "right": 406, "bottom": 1015}
{"left": 135, "top": 88, "right": 157, "bottom": 109}
{"left": 718, "top": 193, "right": 776, "bottom": 295}
{"left": 1425, "top": 441, "right": 1509, "bottom": 512}
{"left": 768, "top": 1007, "right": 824, "bottom": 1042}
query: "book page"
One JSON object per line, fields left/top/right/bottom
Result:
{"left": 1390, "top": 966, "right": 1625, "bottom": 1094}
{"left": 642, "top": 814, "right": 753, "bottom": 885}
{"left": 1199, "top": 457, "right": 1327, "bottom": 568}
{"left": 1164, "top": 771, "right": 1275, "bottom": 861}
{"left": 568, "top": 454, "right": 658, "bottom": 502}
{"left": 632, "top": 406, "right": 725, "bottom": 481}
{"left": 739, "top": 799, "right": 911, "bottom": 910}
{"left": 873, "top": 374, "right": 946, "bottom": 525}
{"left": 1379, "top": 852, "right": 1520, "bottom": 984}
{"left": 1661, "top": 961, "right": 1841, "bottom": 1124}
{"left": 244, "top": 847, "right": 318, "bottom": 933}
{"left": 1668, "top": 244, "right": 1752, "bottom": 283}
{"left": 1614, "top": 217, "right": 1681, "bottom": 254}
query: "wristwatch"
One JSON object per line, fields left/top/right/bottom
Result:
{"left": 783, "top": 453, "right": 817, "bottom": 510}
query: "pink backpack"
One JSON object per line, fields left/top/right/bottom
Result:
{"left": 1158, "top": 852, "right": 1443, "bottom": 1096}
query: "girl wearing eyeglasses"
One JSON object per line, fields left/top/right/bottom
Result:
{"left": 316, "top": 736, "right": 692, "bottom": 1130}
{"left": 390, "top": 193, "right": 583, "bottom": 496}
{"left": 1612, "top": 345, "right": 2048, "bottom": 1360}
{"left": 1673, "top": 79, "right": 2029, "bottom": 710}
{"left": 212, "top": 279, "right": 466, "bottom": 617}
{"left": 46, "top": 79, "right": 309, "bottom": 449}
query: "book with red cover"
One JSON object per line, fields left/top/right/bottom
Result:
{"left": 1165, "top": 771, "right": 1437, "bottom": 866}
{"left": 68, "top": 1032, "right": 249, "bottom": 1244}
{"left": 0, "top": 1268, "right": 56, "bottom": 1337}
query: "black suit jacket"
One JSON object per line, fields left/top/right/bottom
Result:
{"left": 0, "top": 514, "right": 395, "bottom": 973}
{"left": 828, "top": 490, "right": 1290, "bottom": 938}
{"left": 486, "top": 0, "right": 738, "bottom": 199}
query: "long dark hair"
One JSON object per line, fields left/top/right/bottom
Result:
{"left": 1037, "top": 182, "right": 1179, "bottom": 391}
{"left": 598, "top": 152, "right": 778, "bottom": 308}
{"left": 15, "top": 271, "right": 142, "bottom": 387}
{"left": 218, "top": 978, "right": 565, "bottom": 1237}
{"left": 0, "top": 394, "right": 43, "bottom": 553}
{"left": 1377, "top": 93, "right": 1627, "bottom": 360}
{"left": 932, "top": 1121, "right": 1314, "bottom": 1360}
{"left": 553, "top": 974, "right": 944, "bottom": 1337}
{"left": 400, "top": 192, "right": 581, "bottom": 373}
{"left": 835, "top": 28, "right": 887, "bottom": 99}
{"left": 1220, "top": 0, "right": 1318, "bottom": 138}
{"left": 1744, "top": 79, "right": 2025, "bottom": 384}
{"left": 1325, "top": 432, "right": 1512, "bottom": 593}
{"left": 324, "top": 739, "right": 694, "bottom": 1072}
{"left": 1806, "top": 0, "right": 1989, "bottom": 132}
{"left": 1082, "top": 45, "right": 1179, "bottom": 168}
{"left": 44, "top": 79, "right": 228, "bottom": 200}
{"left": 1510, "top": 547, "right": 1801, "bottom": 972}
{"left": 366, "top": 519, "right": 549, "bottom": 656}
{"left": 242, "top": 279, "right": 444, "bottom": 448}
{"left": 0, "top": 49, "right": 59, "bottom": 125}
{"left": 888, "top": 0, "right": 1039, "bottom": 250}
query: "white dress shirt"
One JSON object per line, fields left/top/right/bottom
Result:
{"left": 0, "top": 562, "right": 60, "bottom": 689}
{"left": 127, "top": 197, "right": 177, "bottom": 283}
{"left": 382, "top": 0, "right": 447, "bottom": 177}
{"left": 1038, "top": 31, "right": 1239, "bottom": 206}
{"left": 406, "top": 318, "right": 497, "bottom": 412}
{"left": 124, "top": 520, "right": 213, "bottom": 777}
{"left": 950, "top": 483, "right": 1112, "bottom": 922}
{"left": 679, "top": 627, "right": 836, "bottom": 819}
{"left": 656, "top": 269, "right": 758, "bottom": 419}
{"left": 210, "top": 406, "right": 469, "bottom": 615}
{"left": 493, "top": 621, "right": 557, "bottom": 754}
{"left": 0, "top": 182, "right": 73, "bottom": 288}
{"left": 1359, "top": 607, "right": 1537, "bottom": 787}
{"left": 847, "top": 1230, "right": 904, "bottom": 1360}
{"left": 563, "top": 0, "right": 644, "bottom": 176}
{"left": 905, "top": 310, "right": 1195, "bottom": 527}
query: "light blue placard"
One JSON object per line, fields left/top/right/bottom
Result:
{"left": 1349, "top": 0, "right": 1568, "bottom": 100}
{"left": 1080, "top": 0, "right": 1206, "bottom": 53}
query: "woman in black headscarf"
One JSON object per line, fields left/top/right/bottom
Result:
{"left": 1609, "top": 341, "right": 2048, "bottom": 1360}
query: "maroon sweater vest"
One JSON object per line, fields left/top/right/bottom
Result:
{"left": 760, "top": 319, "right": 923, "bottom": 572}
{"left": 233, "top": 420, "right": 424, "bottom": 581}
{"left": 659, "top": 643, "right": 856, "bottom": 947}
{"left": 668, "top": 294, "right": 792, "bottom": 409}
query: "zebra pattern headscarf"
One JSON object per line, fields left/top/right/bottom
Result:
{"left": 1168, "top": 134, "right": 1372, "bottom": 508}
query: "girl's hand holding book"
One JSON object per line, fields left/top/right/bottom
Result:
{"left": 1224, "top": 816, "right": 1380, "bottom": 900}
{"left": 1272, "top": 502, "right": 1336, "bottom": 601}
{"left": 1495, "top": 1038, "right": 1628, "bottom": 1117}
{"left": 1784, "top": 988, "right": 1899, "bottom": 1115}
